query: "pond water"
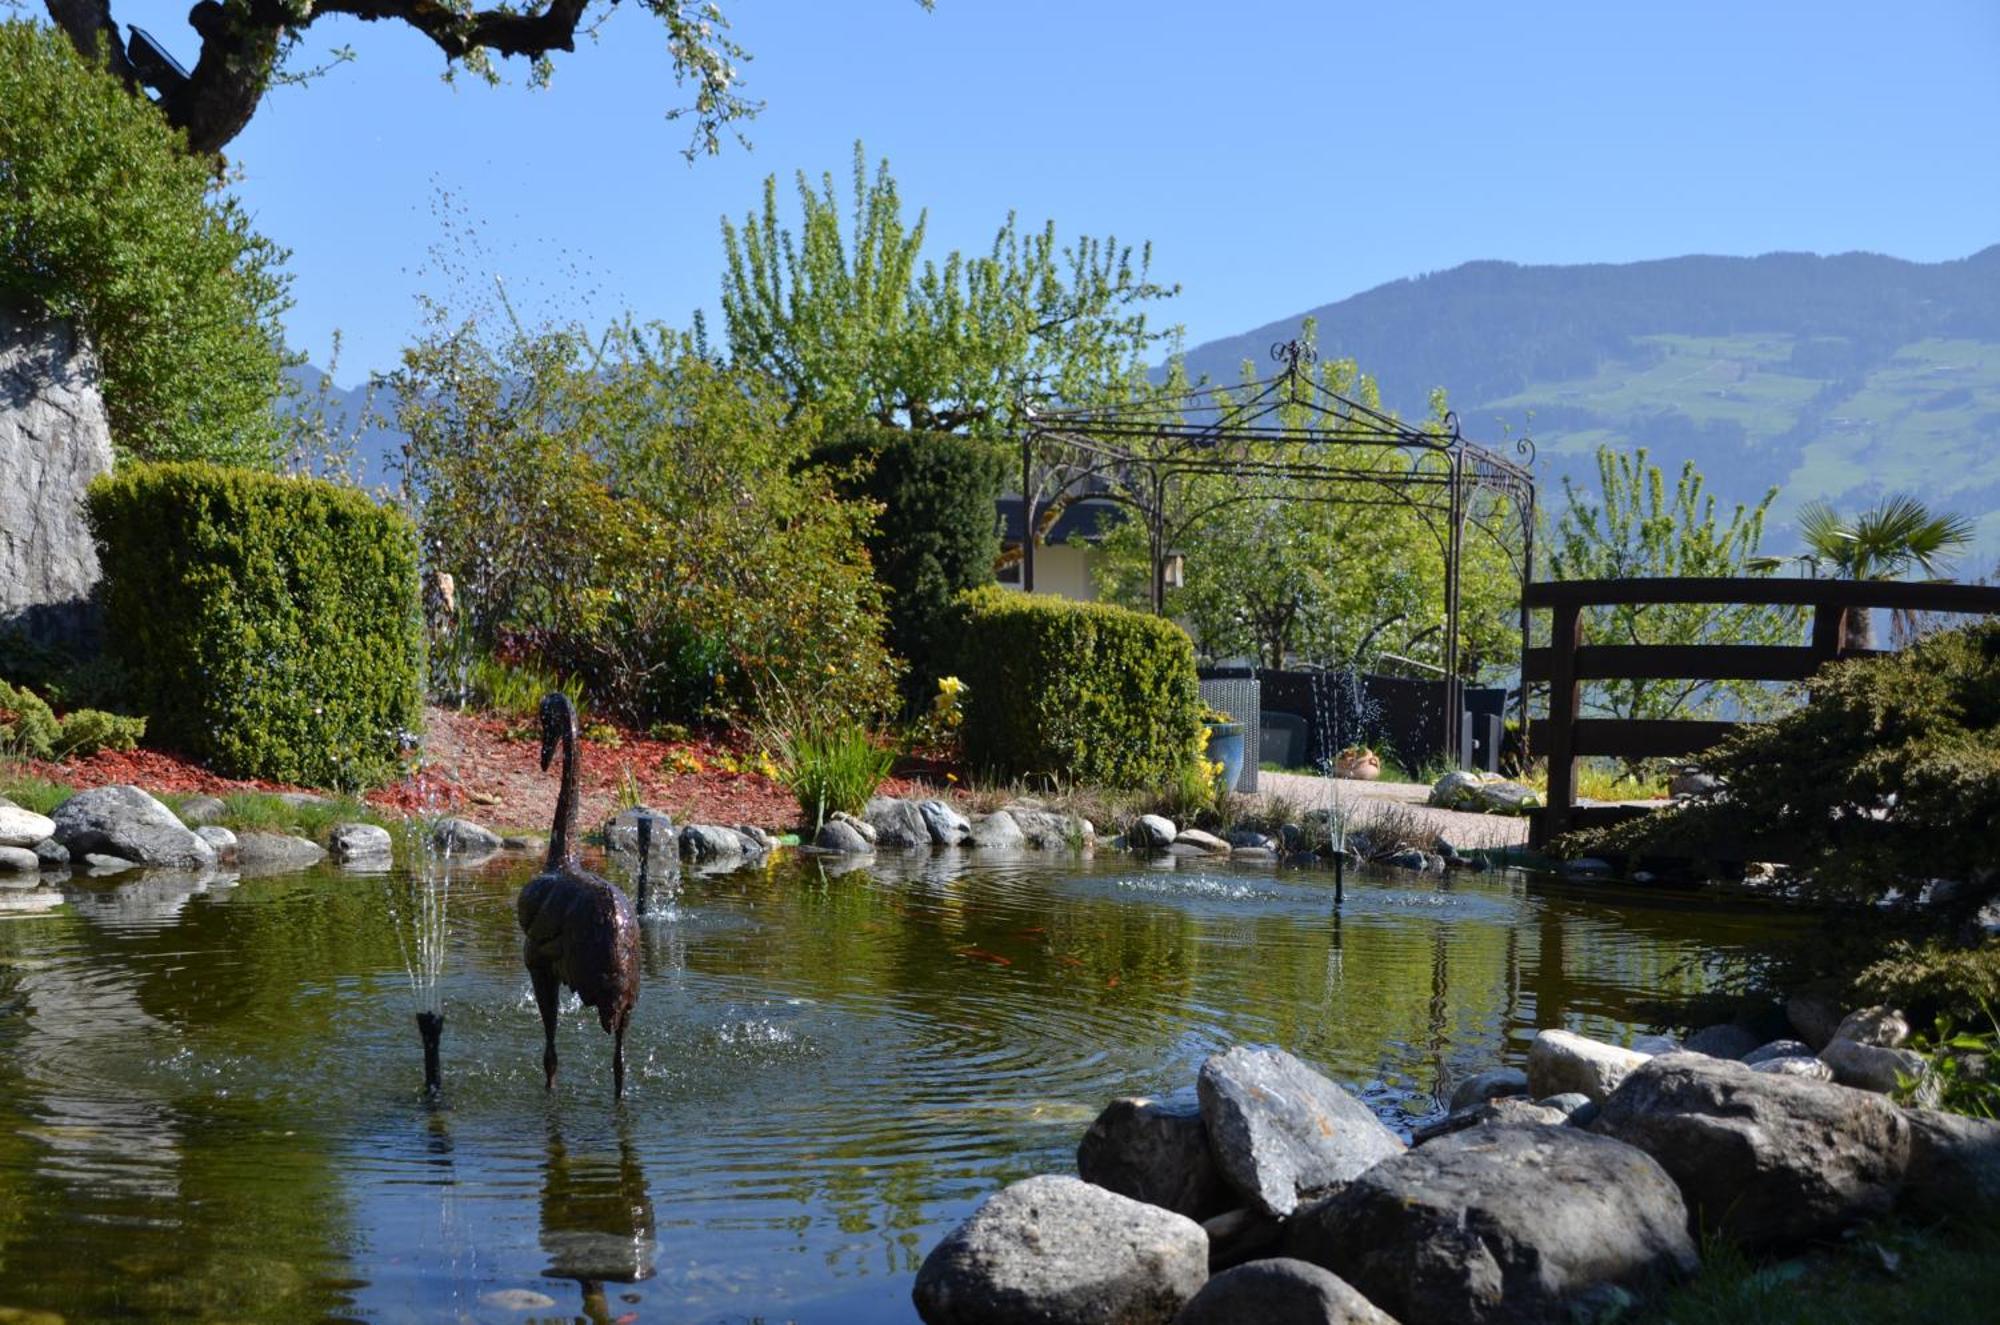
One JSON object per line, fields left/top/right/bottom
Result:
{"left": 0, "top": 849, "right": 1810, "bottom": 1323}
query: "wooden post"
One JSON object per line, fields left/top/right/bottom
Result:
{"left": 1543, "top": 603, "right": 1583, "bottom": 844}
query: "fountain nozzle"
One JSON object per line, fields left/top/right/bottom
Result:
{"left": 417, "top": 1010, "right": 444, "bottom": 1096}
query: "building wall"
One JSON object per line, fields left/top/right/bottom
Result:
{"left": 1007, "top": 543, "right": 1100, "bottom": 602}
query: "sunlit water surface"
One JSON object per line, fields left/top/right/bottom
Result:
{"left": 0, "top": 850, "right": 1809, "bottom": 1322}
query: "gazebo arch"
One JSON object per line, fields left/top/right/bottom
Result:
{"left": 1019, "top": 341, "right": 1538, "bottom": 764}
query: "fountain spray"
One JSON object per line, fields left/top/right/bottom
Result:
{"left": 386, "top": 798, "right": 456, "bottom": 1099}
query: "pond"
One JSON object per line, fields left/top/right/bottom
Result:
{"left": 0, "top": 849, "right": 1810, "bottom": 1323}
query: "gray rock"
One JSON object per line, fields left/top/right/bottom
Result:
{"left": 192, "top": 825, "right": 238, "bottom": 863}
{"left": 276, "top": 791, "right": 332, "bottom": 809}
{"left": 1589, "top": 1052, "right": 1911, "bottom": 1247}
{"left": 814, "top": 818, "right": 874, "bottom": 854}
{"left": 829, "top": 810, "right": 877, "bottom": 845}
{"left": 1817, "top": 1037, "right": 1923, "bottom": 1093}
{"left": 1289, "top": 1123, "right": 1695, "bottom": 1324}
{"left": 1411, "top": 1096, "right": 1570, "bottom": 1145}
{"left": 0, "top": 805, "right": 56, "bottom": 848}
{"left": 918, "top": 799, "right": 973, "bottom": 847}
{"left": 1448, "top": 1067, "right": 1529, "bottom": 1114}
{"left": 732, "top": 824, "right": 776, "bottom": 855}
{"left": 1786, "top": 990, "right": 1845, "bottom": 1050}
{"left": 1537, "top": 1092, "right": 1598, "bottom": 1124}
{"left": 678, "top": 824, "right": 745, "bottom": 862}
{"left": 1526, "top": 1029, "right": 1651, "bottom": 1103}
{"left": 1172, "top": 828, "right": 1230, "bottom": 855}
{"left": 0, "top": 305, "right": 112, "bottom": 650}
{"left": 1684, "top": 1024, "right": 1763, "bottom": 1060}
{"left": 1668, "top": 768, "right": 1722, "bottom": 798}
{"left": 1632, "top": 1034, "right": 1680, "bottom": 1055}
{"left": 1077, "top": 1092, "right": 1228, "bottom": 1221}
{"left": 0, "top": 845, "right": 39, "bottom": 874}
{"left": 501, "top": 834, "right": 543, "bottom": 853}
{"left": 81, "top": 852, "right": 137, "bottom": 873}
{"left": 866, "top": 796, "right": 932, "bottom": 849}
{"left": 1902, "top": 1108, "right": 2000, "bottom": 1221}
{"left": 1225, "top": 829, "right": 1275, "bottom": 850}
{"left": 234, "top": 832, "right": 325, "bottom": 872}
{"left": 1742, "top": 1039, "right": 1816, "bottom": 1066}
{"left": 1832, "top": 1005, "right": 1910, "bottom": 1049}
{"left": 1174, "top": 1258, "right": 1397, "bottom": 1325}
{"left": 603, "top": 806, "right": 674, "bottom": 854}
{"left": 32, "top": 837, "right": 67, "bottom": 870}
{"left": 1004, "top": 803, "right": 1094, "bottom": 850}
{"left": 1198, "top": 1045, "right": 1405, "bottom": 1218}
{"left": 1562, "top": 856, "right": 1614, "bottom": 878}
{"left": 1383, "top": 848, "right": 1432, "bottom": 873}
{"left": 176, "top": 795, "right": 227, "bottom": 826}
{"left": 432, "top": 817, "right": 501, "bottom": 854}
{"left": 1129, "top": 814, "right": 1177, "bottom": 849}
{"left": 51, "top": 785, "right": 215, "bottom": 869}
{"left": 1750, "top": 1055, "right": 1834, "bottom": 1081}
{"left": 912, "top": 1174, "right": 1207, "bottom": 1325}
{"left": 328, "top": 822, "right": 394, "bottom": 862}
{"left": 968, "top": 811, "right": 1025, "bottom": 850}
{"left": 1230, "top": 846, "right": 1278, "bottom": 862}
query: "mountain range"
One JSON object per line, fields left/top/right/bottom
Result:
{"left": 1173, "top": 246, "right": 2000, "bottom": 568}
{"left": 291, "top": 244, "right": 2000, "bottom": 570}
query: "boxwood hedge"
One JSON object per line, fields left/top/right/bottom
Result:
{"left": 86, "top": 463, "right": 423, "bottom": 787}
{"left": 949, "top": 586, "right": 1203, "bottom": 788}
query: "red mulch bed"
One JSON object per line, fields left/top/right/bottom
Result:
{"left": 13, "top": 706, "right": 940, "bottom": 836}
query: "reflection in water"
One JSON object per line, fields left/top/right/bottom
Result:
{"left": 540, "top": 1119, "right": 656, "bottom": 1323}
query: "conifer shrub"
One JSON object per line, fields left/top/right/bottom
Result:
{"left": 0, "top": 679, "right": 143, "bottom": 760}
{"left": 948, "top": 586, "right": 1203, "bottom": 788}
{"left": 813, "top": 429, "right": 1006, "bottom": 709}
{"left": 86, "top": 463, "right": 423, "bottom": 786}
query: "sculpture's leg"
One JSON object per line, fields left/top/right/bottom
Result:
{"left": 612, "top": 1006, "right": 630, "bottom": 1100}
{"left": 531, "top": 965, "right": 560, "bottom": 1090}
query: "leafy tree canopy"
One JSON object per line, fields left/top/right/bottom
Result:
{"left": 42, "top": 0, "right": 931, "bottom": 158}
{"left": 720, "top": 142, "right": 1179, "bottom": 438}
{"left": 1550, "top": 444, "right": 1795, "bottom": 727}
{"left": 0, "top": 19, "right": 291, "bottom": 465}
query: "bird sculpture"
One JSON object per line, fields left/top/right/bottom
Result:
{"left": 518, "top": 692, "right": 641, "bottom": 1097}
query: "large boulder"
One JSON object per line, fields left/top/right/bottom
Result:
{"left": 0, "top": 805, "right": 57, "bottom": 848}
{"left": 968, "top": 811, "right": 1025, "bottom": 850}
{"left": 867, "top": 797, "right": 932, "bottom": 849}
{"left": 1785, "top": 990, "right": 1845, "bottom": 1050}
{"left": 678, "top": 823, "right": 745, "bottom": 863}
{"left": 1818, "top": 1037, "right": 1924, "bottom": 1094}
{"left": 1173, "top": 1258, "right": 1396, "bottom": 1325}
{"left": 1526, "top": 1029, "right": 1651, "bottom": 1103}
{"left": 1831, "top": 1006, "right": 1910, "bottom": 1049}
{"left": 1077, "top": 1093, "right": 1229, "bottom": 1221}
{"left": 1128, "top": 815, "right": 1177, "bottom": 850}
{"left": 234, "top": 831, "right": 326, "bottom": 873}
{"left": 1197, "top": 1046, "right": 1404, "bottom": 1218}
{"left": 1902, "top": 1108, "right": 2000, "bottom": 1221}
{"left": 1751, "top": 1055, "right": 1834, "bottom": 1082}
{"left": 1411, "top": 1096, "right": 1572, "bottom": 1146}
{"left": 814, "top": 818, "right": 874, "bottom": 854}
{"left": 1448, "top": 1067, "right": 1529, "bottom": 1114}
{"left": 1172, "top": 829, "right": 1230, "bottom": 856}
{"left": 919, "top": 799, "right": 973, "bottom": 847}
{"left": 912, "top": 1175, "right": 1207, "bottom": 1325}
{"left": 1589, "top": 1053, "right": 1911, "bottom": 1247}
{"left": 432, "top": 818, "right": 501, "bottom": 855}
{"left": 0, "top": 845, "right": 39, "bottom": 874}
{"left": 1427, "top": 771, "right": 1539, "bottom": 815}
{"left": 192, "top": 825, "right": 238, "bottom": 864}
{"left": 1682, "top": 1024, "right": 1761, "bottom": 1061}
{"left": 603, "top": 806, "right": 674, "bottom": 855}
{"left": 1003, "top": 803, "right": 1094, "bottom": 850}
{"left": 1741, "top": 1038, "right": 1815, "bottom": 1066}
{"left": 0, "top": 305, "right": 111, "bottom": 648}
{"left": 329, "top": 822, "right": 394, "bottom": 862}
{"left": 1288, "top": 1124, "right": 1694, "bottom": 1325}
{"left": 50, "top": 785, "right": 215, "bottom": 869}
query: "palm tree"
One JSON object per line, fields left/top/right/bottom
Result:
{"left": 1795, "top": 495, "right": 1976, "bottom": 648}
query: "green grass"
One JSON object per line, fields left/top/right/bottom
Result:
{"left": 0, "top": 772, "right": 79, "bottom": 816}
{"left": 1633, "top": 1220, "right": 2000, "bottom": 1325}
{"left": 1, "top": 770, "right": 388, "bottom": 840}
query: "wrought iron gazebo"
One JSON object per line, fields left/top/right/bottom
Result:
{"left": 1018, "top": 341, "right": 1538, "bottom": 763}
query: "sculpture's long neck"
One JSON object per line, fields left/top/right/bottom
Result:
{"left": 547, "top": 717, "right": 580, "bottom": 869}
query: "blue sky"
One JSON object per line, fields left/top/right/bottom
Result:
{"left": 152, "top": 0, "right": 2000, "bottom": 379}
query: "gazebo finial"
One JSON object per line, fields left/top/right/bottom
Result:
{"left": 1270, "top": 339, "right": 1318, "bottom": 374}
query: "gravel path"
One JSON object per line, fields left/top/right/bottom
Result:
{"left": 1252, "top": 769, "right": 1532, "bottom": 850}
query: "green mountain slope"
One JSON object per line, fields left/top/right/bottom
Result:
{"left": 1175, "top": 247, "right": 2000, "bottom": 567}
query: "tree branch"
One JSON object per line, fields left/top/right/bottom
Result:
{"left": 43, "top": 0, "right": 138, "bottom": 85}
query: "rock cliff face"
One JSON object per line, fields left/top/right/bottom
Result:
{"left": 0, "top": 303, "right": 112, "bottom": 649}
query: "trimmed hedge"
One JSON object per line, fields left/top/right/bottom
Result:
{"left": 86, "top": 463, "right": 423, "bottom": 787}
{"left": 814, "top": 429, "right": 1006, "bottom": 710}
{"left": 949, "top": 586, "right": 1204, "bottom": 788}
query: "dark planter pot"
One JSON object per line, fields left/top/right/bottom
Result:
{"left": 1206, "top": 722, "right": 1246, "bottom": 793}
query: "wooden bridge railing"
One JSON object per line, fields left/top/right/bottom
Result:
{"left": 1522, "top": 577, "right": 2000, "bottom": 846}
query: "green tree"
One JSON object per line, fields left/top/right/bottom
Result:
{"left": 1551, "top": 445, "right": 1795, "bottom": 727}
{"left": 720, "top": 143, "right": 1178, "bottom": 439}
{"left": 1, "top": 19, "right": 291, "bottom": 466}
{"left": 42, "top": 0, "right": 930, "bottom": 158}
{"left": 1793, "top": 495, "right": 1975, "bottom": 648}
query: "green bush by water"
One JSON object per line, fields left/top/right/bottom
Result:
{"left": 87, "top": 463, "right": 424, "bottom": 788}
{"left": 773, "top": 722, "right": 894, "bottom": 830}
{"left": 0, "top": 680, "right": 144, "bottom": 760}
{"left": 948, "top": 587, "right": 1204, "bottom": 789}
